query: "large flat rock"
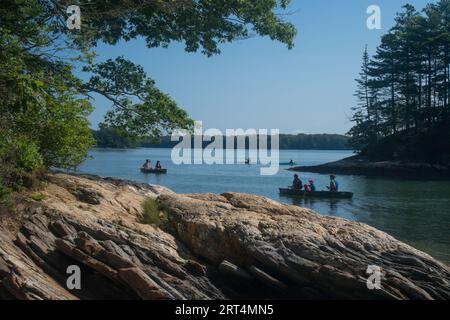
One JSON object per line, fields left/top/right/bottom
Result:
{"left": 0, "top": 173, "right": 448, "bottom": 300}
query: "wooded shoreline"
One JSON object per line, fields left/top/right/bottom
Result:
{"left": 93, "top": 129, "right": 352, "bottom": 150}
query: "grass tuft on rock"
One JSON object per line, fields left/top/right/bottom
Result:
{"left": 0, "top": 185, "right": 12, "bottom": 203}
{"left": 31, "top": 193, "right": 47, "bottom": 202}
{"left": 142, "top": 198, "right": 168, "bottom": 227}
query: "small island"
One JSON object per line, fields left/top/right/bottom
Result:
{"left": 290, "top": 125, "right": 450, "bottom": 180}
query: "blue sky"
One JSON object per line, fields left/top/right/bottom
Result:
{"left": 87, "top": 0, "right": 433, "bottom": 134}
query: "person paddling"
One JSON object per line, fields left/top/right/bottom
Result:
{"left": 142, "top": 159, "right": 151, "bottom": 170}
{"left": 292, "top": 174, "right": 303, "bottom": 190}
{"left": 327, "top": 175, "right": 339, "bottom": 192}
{"left": 155, "top": 161, "right": 162, "bottom": 169}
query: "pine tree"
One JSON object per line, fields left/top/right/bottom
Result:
{"left": 349, "top": 1, "right": 450, "bottom": 152}
{"left": 349, "top": 47, "right": 378, "bottom": 149}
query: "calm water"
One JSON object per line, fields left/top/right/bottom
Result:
{"left": 76, "top": 148, "right": 450, "bottom": 263}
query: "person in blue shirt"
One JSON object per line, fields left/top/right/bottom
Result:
{"left": 308, "top": 179, "right": 316, "bottom": 192}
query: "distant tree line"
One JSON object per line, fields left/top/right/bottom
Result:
{"left": 349, "top": 1, "right": 450, "bottom": 152}
{"left": 93, "top": 125, "right": 350, "bottom": 150}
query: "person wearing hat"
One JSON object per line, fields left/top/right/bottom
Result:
{"left": 328, "top": 175, "right": 339, "bottom": 192}
{"left": 308, "top": 179, "right": 316, "bottom": 192}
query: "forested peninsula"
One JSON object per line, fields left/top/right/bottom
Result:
{"left": 294, "top": 2, "right": 450, "bottom": 179}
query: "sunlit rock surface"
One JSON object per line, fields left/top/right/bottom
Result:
{"left": 0, "top": 173, "right": 448, "bottom": 300}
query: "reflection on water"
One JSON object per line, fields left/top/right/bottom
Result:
{"left": 284, "top": 196, "right": 345, "bottom": 216}
{"left": 76, "top": 148, "right": 450, "bottom": 263}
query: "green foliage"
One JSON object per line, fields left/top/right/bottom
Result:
{"left": 0, "top": 0, "right": 95, "bottom": 184}
{"left": 278, "top": 134, "right": 350, "bottom": 150}
{"left": 349, "top": 1, "right": 450, "bottom": 154}
{"left": 93, "top": 124, "right": 141, "bottom": 149}
{"left": 0, "top": 0, "right": 297, "bottom": 191}
{"left": 142, "top": 198, "right": 168, "bottom": 227}
{"left": 31, "top": 193, "right": 47, "bottom": 202}
{"left": 0, "top": 135, "right": 43, "bottom": 171}
{"left": 83, "top": 57, "right": 195, "bottom": 138}
{"left": 0, "top": 185, "right": 12, "bottom": 203}
{"left": 360, "top": 121, "right": 450, "bottom": 162}
{"left": 47, "top": 0, "right": 296, "bottom": 56}
{"left": 0, "top": 134, "right": 44, "bottom": 191}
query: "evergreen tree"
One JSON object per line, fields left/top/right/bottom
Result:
{"left": 349, "top": 1, "right": 450, "bottom": 152}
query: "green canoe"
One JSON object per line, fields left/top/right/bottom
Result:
{"left": 279, "top": 188, "right": 353, "bottom": 199}
{"left": 140, "top": 168, "right": 168, "bottom": 174}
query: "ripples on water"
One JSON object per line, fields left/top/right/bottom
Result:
{"left": 76, "top": 148, "right": 450, "bottom": 263}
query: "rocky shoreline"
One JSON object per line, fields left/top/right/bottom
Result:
{"left": 289, "top": 155, "right": 450, "bottom": 180}
{"left": 0, "top": 173, "right": 449, "bottom": 300}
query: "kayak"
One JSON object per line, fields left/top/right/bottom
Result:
{"left": 140, "top": 168, "right": 168, "bottom": 174}
{"left": 279, "top": 188, "right": 353, "bottom": 199}
{"left": 280, "top": 162, "right": 297, "bottom": 166}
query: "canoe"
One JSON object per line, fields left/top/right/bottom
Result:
{"left": 279, "top": 188, "right": 353, "bottom": 199}
{"left": 140, "top": 168, "right": 167, "bottom": 174}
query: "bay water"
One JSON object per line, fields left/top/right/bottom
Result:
{"left": 75, "top": 148, "right": 450, "bottom": 263}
